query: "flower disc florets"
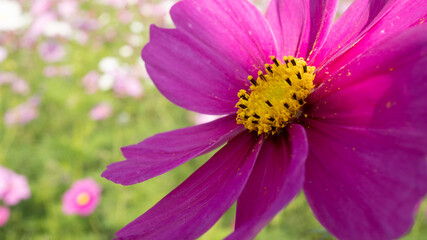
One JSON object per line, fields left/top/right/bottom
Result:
{"left": 236, "top": 56, "right": 315, "bottom": 135}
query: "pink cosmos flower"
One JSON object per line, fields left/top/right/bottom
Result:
{"left": 38, "top": 40, "right": 66, "bottom": 63}
{"left": 57, "top": 0, "right": 79, "bottom": 19}
{"left": 0, "top": 72, "right": 29, "bottom": 95}
{"left": 10, "top": 78, "right": 30, "bottom": 95}
{"left": 89, "top": 102, "right": 113, "bottom": 121}
{"left": 4, "top": 97, "right": 40, "bottom": 126}
{"left": 62, "top": 178, "right": 102, "bottom": 217}
{"left": 113, "top": 68, "right": 144, "bottom": 99}
{"left": 103, "top": 0, "right": 427, "bottom": 239}
{"left": 0, "top": 206, "right": 10, "bottom": 227}
{"left": 0, "top": 166, "right": 31, "bottom": 206}
{"left": 81, "top": 70, "right": 100, "bottom": 94}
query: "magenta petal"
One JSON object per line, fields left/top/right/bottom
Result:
{"left": 306, "top": 25, "right": 427, "bottom": 145}
{"left": 315, "top": 0, "right": 427, "bottom": 79}
{"left": 227, "top": 124, "right": 308, "bottom": 240}
{"left": 302, "top": 25, "right": 427, "bottom": 240}
{"left": 142, "top": 0, "right": 276, "bottom": 114}
{"left": 309, "top": 0, "right": 391, "bottom": 67}
{"left": 266, "top": 0, "right": 338, "bottom": 59}
{"left": 265, "top": 0, "right": 310, "bottom": 57}
{"left": 114, "top": 132, "right": 263, "bottom": 240}
{"left": 102, "top": 115, "right": 243, "bottom": 185}
{"left": 304, "top": 120, "right": 427, "bottom": 240}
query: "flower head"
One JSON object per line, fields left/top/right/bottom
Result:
{"left": 0, "top": 206, "right": 10, "bottom": 227}
{"left": 4, "top": 97, "right": 40, "bottom": 126}
{"left": 103, "top": 0, "right": 427, "bottom": 239}
{"left": 0, "top": 165, "right": 31, "bottom": 206}
{"left": 89, "top": 102, "right": 113, "bottom": 121}
{"left": 62, "top": 178, "right": 102, "bottom": 217}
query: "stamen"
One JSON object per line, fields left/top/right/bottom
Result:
{"left": 235, "top": 56, "right": 315, "bottom": 135}
{"left": 239, "top": 104, "right": 247, "bottom": 109}
{"left": 258, "top": 71, "right": 267, "bottom": 81}
{"left": 248, "top": 76, "right": 257, "bottom": 86}
{"left": 291, "top": 59, "right": 296, "bottom": 66}
{"left": 271, "top": 57, "right": 279, "bottom": 66}
{"left": 266, "top": 65, "right": 273, "bottom": 74}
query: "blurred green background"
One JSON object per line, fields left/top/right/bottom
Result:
{"left": 0, "top": 0, "right": 426, "bottom": 239}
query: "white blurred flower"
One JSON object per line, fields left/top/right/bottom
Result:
{"left": 98, "top": 57, "right": 120, "bottom": 73}
{"left": 117, "top": 112, "right": 130, "bottom": 125}
{"left": 98, "top": 73, "right": 115, "bottom": 91}
{"left": 127, "top": 35, "right": 144, "bottom": 48}
{"left": 43, "top": 21, "right": 73, "bottom": 38}
{"left": 0, "top": 0, "right": 29, "bottom": 31}
{"left": 0, "top": 46, "right": 7, "bottom": 63}
{"left": 130, "top": 21, "right": 145, "bottom": 34}
{"left": 119, "top": 45, "right": 133, "bottom": 58}
{"left": 98, "top": 13, "right": 111, "bottom": 26}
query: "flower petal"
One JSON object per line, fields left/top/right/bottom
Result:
{"left": 227, "top": 124, "right": 308, "bottom": 240}
{"left": 102, "top": 115, "right": 243, "bottom": 185}
{"left": 142, "top": 0, "right": 277, "bottom": 114}
{"left": 313, "top": 0, "right": 427, "bottom": 80}
{"left": 303, "top": 121, "right": 427, "bottom": 240}
{"left": 302, "top": 25, "right": 427, "bottom": 240}
{"left": 266, "top": 0, "right": 338, "bottom": 59}
{"left": 306, "top": 25, "right": 427, "bottom": 145}
{"left": 114, "top": 132, "right": 263, "bottom": 240}
{"left": 309, "top": 0, "right": 391, "bottom": 67}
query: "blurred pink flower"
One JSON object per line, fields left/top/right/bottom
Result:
{"left": 4, "top": 97, "right": 40, "bottom": 126}
{"left": 62, "top": 178, "right": 102, "bottom": 216}
{"left": 113, "top": 69, "right": 144, "bottom": 99}
{"left": 57, "top": 0, "right": 79, "bottom": 18}
{"left": 43, "top": 65, "right": 73, "bottom": 77}
{"left": 0, "top": 206, "right": 10, "bottom": 227}
{"left": 74, "top": 17, "right": 99, "bottom": 32}
{"left": 30, "top": 0, "right": 54, "bottom": 16}
{"left": 0, "top": 166, "right": 31, "bottom": 206}
{"left": 22, "top": 12, "right": 56, "bottom": 47}
{"left": 118, "top": 10, "right": 134, "bottom": 24}
{"left": 81, "top": 70, "right": 100, "bottom": 94}
{"left": 0, "top": 72, "right": 29, "bottom": 94}
{"left": 0, "top": 72, "right": 15, "bottom": 86}
{"left": 38, "top": 41, "right": 66, "bottom": 63}
{"left": 11, "top": 78, "right": 30, "bottom": 95}
{"left": 90, "top": 102, "right": 113, "bottom": 121}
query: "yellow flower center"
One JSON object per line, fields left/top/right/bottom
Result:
{"left": 76, "top": 192, "right": 91, "bottom": 206}
{"left": 235, "top": 56, "right": 315, "bottom": 135}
